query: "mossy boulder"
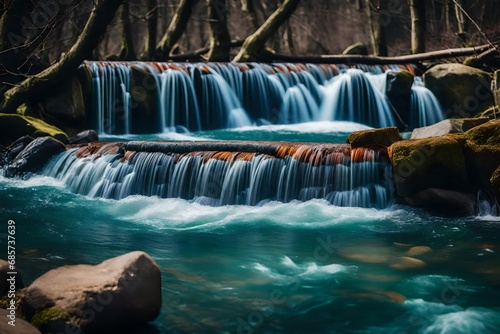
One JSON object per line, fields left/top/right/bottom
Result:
{"left": 388, "top": 136, "right": 470, "bottom": 197}
{"left": 22, "top": 251, "right": 161, "bottom": 333}
{"left": 0, "top": 113, "right": 68, "bottom": 147}
{"left": 411, "top": 118, "right": 490, "bottom": 139}
{"left": 342, "top": 42, "right": 368, "bottom": 55}
{"left": 462, "top": 120, "right": 500, "bottom": 195}
{"left": 424, "top": 64, "right": 494, "bottom": 118}
{"left": 347, "top": 127, "right": 402, "bottom": 151}
{"left": 386, "top": 70, "right": 414, "bottom": 130}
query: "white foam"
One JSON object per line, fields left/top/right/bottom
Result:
{"left": 106, "top": 196, "right": 391, "bottom": 230}
{"left": 229, "top": 121, "right": 372, "bottom": 134}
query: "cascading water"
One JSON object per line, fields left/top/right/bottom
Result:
{"left": 81, "top": 62, "right": 445, "bottom": 134}
{"left": 43, "top": 142, "right": 393, "bottom": 209}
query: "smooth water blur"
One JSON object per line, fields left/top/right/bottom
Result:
{"left": 85, "top": 62, "right": 444, "bottom": 135}
{"left": 1, "top": 175, "right": 499, "bottom": 334}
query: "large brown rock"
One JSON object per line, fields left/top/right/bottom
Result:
{"left": 462, "top": 120, "right": 500, "bottom": 195}
{"left": 386, "top": 70, "right": 414, "bottom": 130}
{"left": 0, "top": 309, "right": 41, "bottom": 334}
{"left": 41, "top": 76, "right": 86, "bottom": 129}
{"left": 0, "top": 113, "right": 68, "bottom": 147}
{"left": 6, "top": 137, "right": 66, "bottom": 177}
{"left": 388, "top": 136, "right": 470, "bottom": 197}
{"left": 404, "top": 188, "right": 477, "bottom": 216}
{"left": 0, "top": 259, "right": 24, "bottom": 296}
{"left": 411, "top": 118, "right": 490, "bottom": 139}
{"left": 424, "top": 64, "right": 494, "bottom": 118}
{"left": 347, "top": 127, "right": 402, "bottom": 151}
{"left": 22, "top": 251, "right": 161, "bottom": 332}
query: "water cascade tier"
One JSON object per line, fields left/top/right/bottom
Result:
{"left": 81, "top": 62, "right": 444, "bottom": 134}
{"left": 44, "top": 141, "right": 394, "bottom": 208}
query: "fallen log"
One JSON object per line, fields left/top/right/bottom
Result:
{"left": 262, "top": 43, "right": 498, "bottom": 65}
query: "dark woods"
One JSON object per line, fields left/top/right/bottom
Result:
{"left": 0, "top": 0, "right": 499, "bottom": 113}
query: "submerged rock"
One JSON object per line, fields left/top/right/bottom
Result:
{"left": 424, "top": 64, "right": 494, "bottom": 118}
{"left": 407, "top": 246, "right": 433, "bottom": 257}
{"left": 389, "top": 257, "right": 426, "bottom": 270}
{"left": 0, "top": 309, "right": 41, "bottom": 334}
{"left": 411, "top": 118, "right": 490, "bottom": 139}
{"left": 6, "top": 137, "right": 66, "bottom": 177}
{"left": 22, "top": 251, "right": 161, "bottom": 332}
{"left": 347, "top": 127, "right": 402, "bottom": 151}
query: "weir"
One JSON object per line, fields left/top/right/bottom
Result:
{"left": 44, "top": 142, "right": 394, "bottom": 208}
{"left": 81, "top": 62, "right": 444, "bottom": 135}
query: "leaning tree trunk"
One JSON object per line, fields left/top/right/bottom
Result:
{"left": 366, "top": 0, "right": 388, "bottom": 56}
{"left": 156, "top": 0, "right": 195, "bottom": 60}
{"left": 205, "top": 0, "right": 231, "bottom": 61}
{"left": 409, "top": 0, "right": 425, "bottom": 54}
{"left": 117, "top": 1, "right": 136, "bottom": 60}
{"left": 0, "top": 0, "right": 124, "bottom": 113}
{"left": 233, "top": 0, "right": 301, "bottom": 62}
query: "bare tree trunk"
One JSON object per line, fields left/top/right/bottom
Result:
{"left": 156, "top": 0, "right": 195, "bottom": 60}
{"left": 0, "top": 0, "right": 124, "bottom": 113}
{"left": 117, "top": 2, "right": 136, "bottom": 60}
{"left": 233, "top": 0, "right": 301, "bottom": 62}
{"left": 366, "top": 0, "right": 387, "bottom": 56}
{"left": 444, "top": 0, "right": 453, "bottom": 32}
{"left": 283, "top": 20, "right": 295, "bottom": 54}
{"left": 454, "top": 0, "right": 468, "bottom": 44}
{"left": 409, "top": 0, "right": 425, "bottom": 54}
{"left": 142, "top": 0, "right": 158, "bottom": 59}
{"left": 205, "top": 0, "right": 231, "bottom": 61}
{"left": 241, "top": 0, "right": 260, "bottom": 30}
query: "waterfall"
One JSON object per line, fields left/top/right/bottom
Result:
{"left": 408, "top": 77, "right": 445, "bottom": 129}
{"left": 82, "top": 62, "right": 444, "bottom": 134}
{"left": 44, "top": 142, "right": 394, "bottom": 209}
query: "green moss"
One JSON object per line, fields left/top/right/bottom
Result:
{"left": 388, "top": 136, "right": 469, "bottom": 197}
{"left": 463, "top": 56, "right": 484, "bottom": 70}
{"left": 0, "top": 113, "right": 68, "bottom": 145}
{"left": 31, "top": 307, "right": 70, "bottom": 328}
{"left": 0, "top": 288, "right": 25, "bottom": 309}
{"left": 491, "top": 166, "right": 500, "bottom": 190}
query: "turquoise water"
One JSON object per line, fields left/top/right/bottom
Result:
{"left": 1, "top": 124, "right": 500, "bottom": 333}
